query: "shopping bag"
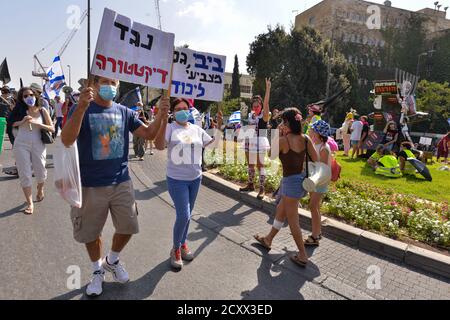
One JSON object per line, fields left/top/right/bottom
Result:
{"left": 53, "top": 139, "right": 82, "bottom": 208}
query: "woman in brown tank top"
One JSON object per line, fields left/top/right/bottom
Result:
{"left": 254, "top": 108, "right": 318, "bottom": 267}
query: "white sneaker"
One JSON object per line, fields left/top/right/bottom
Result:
{"left": 181, "top": 244, "right": 195, "bottom": 262}
{"left": 170, "top": 249, "right": 183, "bottom": 270}
{"left": 102, "top": 257, "right": 130, "bottom": 284}
{"left": 86, "top": 270, "right": 105, "bottom": 297}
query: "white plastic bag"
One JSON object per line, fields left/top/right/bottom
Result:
{"left": 53, "top": 139, "right": 82, "bottom": 208}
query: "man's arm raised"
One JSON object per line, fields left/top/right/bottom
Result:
{"left": 61, "top": 87, "right": 94, "bottom": 147}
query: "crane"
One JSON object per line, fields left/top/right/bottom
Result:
{"left": 32, "top": 9, "right": 88, "bottom": 79}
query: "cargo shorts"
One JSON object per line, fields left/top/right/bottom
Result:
{"left": 70, "top": 180, "right": 139, "bottom": 244}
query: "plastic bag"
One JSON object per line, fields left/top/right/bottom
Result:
{"left": 53, "top": 139, "right": 82, "bottom": 208}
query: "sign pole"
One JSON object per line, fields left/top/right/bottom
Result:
{"left": 87, "top": 0, "right": 91, "bottom": 78}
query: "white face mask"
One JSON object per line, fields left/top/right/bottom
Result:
{"left": 24, "top": 96, "right": 36, "bottom": 107}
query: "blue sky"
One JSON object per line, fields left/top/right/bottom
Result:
{"left": 0, "top": 0, "right": 446, "bottom": 90}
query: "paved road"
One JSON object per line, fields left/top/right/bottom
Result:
{"left": 0, "top": 140, "right": 449, "bottom": 300}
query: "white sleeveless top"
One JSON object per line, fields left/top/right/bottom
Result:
{"left": 314, "top": 142, "right": 332, "bottom": 167}
{"left": 15, "top": 111, "right": 44, "bottom": 144}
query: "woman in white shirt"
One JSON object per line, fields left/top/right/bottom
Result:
{"left": 155, "top": 98, "right": 214, "bottom": 270}
{"left": 10, "top": 87, "right": 54, "bottom": 215}
{"left": 340, "top": 112, "right": 353, "bottom": 157}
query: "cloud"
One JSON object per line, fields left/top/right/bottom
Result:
{"left": 176, "top": 0, "right": 240, "bottom": 26}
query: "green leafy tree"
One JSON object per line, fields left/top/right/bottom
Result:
{"left": 230, "top": 55, "right": 241, "bottom": 99}
{"left": 247, "top": 25, "right": 358, "bottom": 126}
{"left": 429, "top": 31, "right": 450, "bottom": 84}
{"left": 415, "top": 80, "right": 450, "bottom": 133}
{"left": 381, "top": 15, "right": 427, "bottom": 74}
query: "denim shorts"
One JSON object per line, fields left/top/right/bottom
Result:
{"left": 280, "top": 173, "right": 307, "bottom": 199}
{"left": 314, "top": 185, "right": 329, "bottom": 194}
{"left": 351, "top": 140, "right": 359, "bottom": 146}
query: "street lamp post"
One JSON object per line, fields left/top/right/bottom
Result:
{"left": 67, "top": 65, "right": 72, "bottom": 88}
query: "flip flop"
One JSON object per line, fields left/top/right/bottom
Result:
{"left": 35, "top": 195, "right": 45, "bottom": 203}
{"left": 253, "top": 235, "right": 272, "bottom": 251}
{"left": 289, "top": 254, "right": 308, "bottom": 268}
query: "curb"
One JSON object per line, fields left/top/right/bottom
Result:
{"left": 202, "top": 172, "right": 450, "bottom": 280}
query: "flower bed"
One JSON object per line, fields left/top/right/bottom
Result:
{"left": 205, "top": 152, "right": 450, "bottom": 249}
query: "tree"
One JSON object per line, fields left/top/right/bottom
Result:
{"left": 429, "top": 31, "right": 450, "bottom": 84}
{"left": 415, "top": 80, "right": 450, "bottom": 133}
{"left": 417, "top": 80, "right": 450, "bottom": 116}
{"left": 247, "top": 25, "right": 358, "bottom": 126}
{"left": 381, "top": 15, "right": 427, "bottom": 74}
{"left": 230, "top": 55, "right": 241, "bottom": 99}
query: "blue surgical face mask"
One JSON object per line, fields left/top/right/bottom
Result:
{"left": 99, "top": 85, "right": 117, "bottom": 101}
{"left": 24, "top": 96, "right": 36, "bottom": 107}
{"left": 175, "top": 110, "right": 190, "bottom": 124}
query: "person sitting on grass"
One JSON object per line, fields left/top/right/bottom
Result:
{"left": 367, "top": 145, "right": 384, "bottom": 171}
{"left": 398, "top": 141, "right": 417, "bottom": 175}
{"left": 375, "top": 149, "right": 402, "bottom": 178}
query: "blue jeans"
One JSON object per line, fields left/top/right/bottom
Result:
{"left": 167, "top": 176, "right": 202, "bottom": 249}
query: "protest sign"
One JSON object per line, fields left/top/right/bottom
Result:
{"left": 91, "top": 8, "right": 175, "bottom": 90}
{"left": 171, "top": 47, "right": 226, "bottom": 102}
{"left": 419, "top": 137, "right": 432, "bottom": 146}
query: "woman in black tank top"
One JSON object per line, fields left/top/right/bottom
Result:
{"left": 254, "top": 108, "right": 318, "bottom": 268}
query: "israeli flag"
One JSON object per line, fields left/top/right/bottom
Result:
{"left": 228, "top": 111, "right": 241, "bottom": 124}
{"left": 44, "top": 56, "right": 66, "bottom": 100}
{"left": 189, "top": 107, "right": 203, "bottom": 127}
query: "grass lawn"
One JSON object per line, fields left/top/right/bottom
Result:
{"left": 336, "top": 153, "right": 450, "bottom": 203}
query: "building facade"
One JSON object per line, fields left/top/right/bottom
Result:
{"left": 295, "top": 0, "right": 450, "bottom": 85}
{"left": 223, "top": 72, "right": 254, "bottom": 99}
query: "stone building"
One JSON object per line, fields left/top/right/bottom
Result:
{"left": 295, "top": 0, "right": 450, "bottom": 85}
{"left": 223, "top": 72, "right": 255, "bottom": 99}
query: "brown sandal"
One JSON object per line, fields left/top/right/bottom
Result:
{"left": 304, "top": 235, "right": 321, "bottom": 247}
{"left": 254, "top": 235, "right": 272, "bottom": 251}
{"left": 289, "top": 254, "right": 308, "bottom": 268}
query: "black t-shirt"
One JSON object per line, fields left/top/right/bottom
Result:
{"left": 361, "top": 123, "right": 370, "bottom": 140}
{"left": 0, "top": 102, "right": 8, "bottom": 118}
{"left": 383, "top": 129, "right": 398, "bottom": 143}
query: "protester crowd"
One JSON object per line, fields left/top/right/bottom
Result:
{"left": 1, "top": 74, "right": 448, "bottom": 297}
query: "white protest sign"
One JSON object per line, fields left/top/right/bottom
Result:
{"left": 171, "top": 47, "right": 226, "bottom": 102}
{"left": 419, "top": 137, "right": 432, "bottom": 146}
{"left": 91, "top": 8, "right": 175, "bottom": 89}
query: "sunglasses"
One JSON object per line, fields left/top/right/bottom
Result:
{"left": 23, "top": 94, "right": 35, "bottom": 98}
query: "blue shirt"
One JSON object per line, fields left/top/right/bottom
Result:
{"left": 69, "top": 102, "right": 143, "bottom": 187}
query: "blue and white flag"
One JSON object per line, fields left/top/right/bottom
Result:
{"left": 44, "top": 56, "right": 66, "bottom": 100}
{"left": 189, "top": 106, "right": 203, "bottom": 127}
{"left": 228, "top": 111, "right": 241, "bottom": 124}
{"left": 119, "top": 87, "right": 143, "bottom": 108}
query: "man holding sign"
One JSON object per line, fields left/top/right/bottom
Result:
{"left": 60, "top": 7, "right": 174, "bottom": 297}
{"left": 61, "top": 76, "right": 169, "bottom": 297}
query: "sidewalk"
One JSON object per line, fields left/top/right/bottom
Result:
{"left": 137, "top": 149, "right": 450, "bottom": 300}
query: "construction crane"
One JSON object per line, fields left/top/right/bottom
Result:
{"left": 155, "top": 0, "right": 162, "bottom": 30}
{"left": 33, "top": 9, "right": 88, "bottom": 79}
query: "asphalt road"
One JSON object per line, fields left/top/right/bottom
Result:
{"left": 0, "top": 141, "right": 344, "bottom": 300}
